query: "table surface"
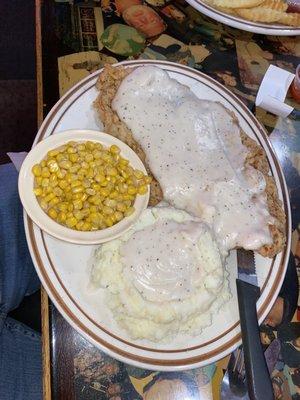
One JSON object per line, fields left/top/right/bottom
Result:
{"left": 36, "top": 1, "right": 300, "bottom": 399}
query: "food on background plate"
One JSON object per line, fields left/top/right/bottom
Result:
{"left": 90, "top": 207, "right": 231, "bottom": 341}
{"left": 94, "top": 65, "right": 286, "bottom": 258}
{"left": 32, "top": 140, "right": 150, "bottom": 231}
{"left": 122, "top": 5, "right": 166, "bottom": 38}
{"left": 205, "top": 0, "right": 300, "bottom": 26}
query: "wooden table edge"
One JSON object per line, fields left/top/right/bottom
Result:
{"left": 35, "top": 1, "right": 52, "bottom": 399}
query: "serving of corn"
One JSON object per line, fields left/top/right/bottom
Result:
{"left": 32, "top": 141, "right": 151, "bottom": 231}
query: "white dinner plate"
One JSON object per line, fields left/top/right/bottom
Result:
{"left": 24, "top": 60, "right": 291, "bottom": 371}
{"left": 186, "top": 0, "right": 300, "bottom": 36}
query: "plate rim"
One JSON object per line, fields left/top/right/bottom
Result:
{"left": 24, "top": 60, "right": 291, "bottom": 370}
{"left": 186, "top": 0, "right": 300, "bottom": 36}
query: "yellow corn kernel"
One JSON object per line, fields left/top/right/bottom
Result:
{"left": 33, "top": 188, "right": 43, "bottom": 196}
{"left": 74, "top": 211, "right": 84, "bottom": 221}
{"left": 95, "top": 174, "right": 106, "bottom": 183}
{"left": 94, "top": 159, "right": 103, "bottom": 167}
{"left": 58, "top": 160, "right": 71, "bottom": 170}
{"left": 93, "top": 150, "right": 102, "bottom": 159}
{"left": 103, "top": 206, "right": 113, "bottom": 215}
{"left": 56, "top": 169, "right": 66, "bottom": 179}
{"left": 32, "top": 164, "right": 42, "bottom": 177}
{"left": 49, "top": 197, "right": 59, "bottom": 207}
{"left": 82, "top": 178, "right": 91, "bottom": 188}
{"left": 41, "top": 160, "right": 47, "bottom": 168}
{"left": 44, "top": 193, "right": 55, "bottom": 202}
{"left": 58, "top": 180, "right": 68, "bottom": 190}
{"left": 121, "top": 170, "right": 129, "bottom": 179}
{"left": 46, "top": 158, "right": 58, "bottom": 169}
{"left": 48, "top": 161, "right": 59, "bottom": 173}
{"left": 85, "top": 153, "right": 94, "bottom": 162}
{"left": 69, "top": 153, "right": 78, "bottom": 163}
{"left": 56, "top": 154, "right": 66, "bottom": 163}
{"left": 106, "top": 166, "right": 118, "bottom": 176}
{"left": 143, "top": 176, "right": 152, "bottom": 184}
{"left": 48, "top": 208, "right": 58, "bottom": 219}
{"left": 104, "top": 199, "right": 117, "bottom": 208}
{"left": 66, "top": 146, "right": 76, "bottom": 154}
{"left": 92, "top": 197, "right": 102, "bottom": 206}
{"left": 119, "top": 158, "right": 129, "bottom": 166}
{"left": 86, "top": 188, "right": 96, "bottom": 196}
{"left": 53, "top": 187, "right": 63, "bottom": 197}
{"left": 114, "top": 211, "right": 123, "bottom": 222}
{"left": 76, "top": 220, "right": 85, "bottom": 230}
{"left": 110, "top": 214, "right": 117, "bottom": 223}
{"left": 124, "top": 200, "right": 132, "bottom": 208}
{"left": 91, "top": 183, "right": 101, "bottom": 191}
{"left": 73, "top": 200, "right": 83, "bottom": 210}
{"left": 86, "top": 141, "right": 95, "bottom": 150}
{"left": 104, "top": 216, "right": 114, "bottom": 227}
{"left": 109, "top": 144, "right": 121, "bottom": 154}
{"left": 82, "top": 201, "right": 90, "bottom": 210}
{"left": 72, "top": 186, "right": 84, "bottom": 194}
{"left": 41, "top": 167, "right": 50, "bottom": 178}
{"left": 133, "top": 169, "right": 144, "bottom": 179}
{"left": 81, "top": 222, "right": 91, "bottom": 231}
{"left": 100, "top": 187, "right": 110, "bottom": 197}
{"left": 113, "top": 154, "right": 120, "bottom": 163}
{"left": 68, "top": 203, "right": 74, "bottom": 212}
{"left": 138, "top": 185, "right": 148, "bottom": 195}
{"left": 85, "top": 168, "right": 94, "bottom": 179}
{"left": 77, "top": 144, "right": 86, "bottom": 151}
{"left": 81, "top": 193, "right": 88, "bottom": 202}
{"left": 127, "top": 186, "right": 137, "bottom": 195}
{"left": 69, "top": 164, "right": 80, "bottom": 173}
{"left": 45, "top": 186, "right": 52, "bottom": 194}
{"left": 57, "top": 212, "right": 66, "bottom": 223}
{"left": 124, "top": 207, "right": 135, "bottom": 217}
{"left": 40, "top": 199, "right": 48, "bottom": 210}
{"left": 109, "top": 190, "right": 118, "bottom": 199}
{"left": 99, "top": 179, "right": 108, "bottom": 187}
{"left": 102, "top": 153, "right": 113, "bottom": 164}
{"left": 126, "top": 165, "right": 134, "bottom": 175}
{"left": 66, "top": 217, "right": 77, "bottom": 228}
{"left": 95, "top": 142, "right": 103, "bottom": 150}
{"left": 72, "top": 192, "right": 82, "bottom": 200}
{"left": 89, "top": 212, "right": 102, "bottom": 223}
{"left": 58, "top": 202, "right": 68, "bottom": 212}
{"left": 49, "top": 174, "right": 58, "bottom": 186}
{"left": 118, "top": 183, "right": 128, "bottom": 194}
{"left": 70, "top": 180, "right": 81, "bottom": 188}
{"left": 35, "top": 176, "right": 43, "bottom": 186}
{"left": 65, "top": 193, "right": 72, "bottom": 202}
{"left": 122, "top": 194, "right": 133, "bottom": 201}
{"left": 41, "top": 178, "right": 50, "bottom": 187}
{"left": 116, "top": 202, "right": 127, "bottom": 212}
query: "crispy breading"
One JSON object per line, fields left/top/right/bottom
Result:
{"left": 94, "top": 65, "right": 286, "bottom": 257}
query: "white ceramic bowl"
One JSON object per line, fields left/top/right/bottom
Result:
{"left": 18, "top": 130, "right": 149, "bottom": 244}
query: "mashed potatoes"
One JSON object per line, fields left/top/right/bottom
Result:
{"left": 90, "top": 206, "right": 231, "bottom": 342}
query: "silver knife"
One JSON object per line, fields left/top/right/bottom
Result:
{"left": 236, "top": 249, "right": 274, "bottom": 400}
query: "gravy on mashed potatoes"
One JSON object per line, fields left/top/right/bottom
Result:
{"left": 91, "top": 207, "right": 230, "bottom": 342}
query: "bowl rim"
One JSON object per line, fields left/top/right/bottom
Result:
{"left": 18, "top": 129, "right": 150, "bottom": 245}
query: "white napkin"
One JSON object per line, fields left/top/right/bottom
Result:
{"left": 7, "top": 152, "right": 28, "bottom": 172}
{"left": 256, "top": 65, "right": 295, "bottom": 118}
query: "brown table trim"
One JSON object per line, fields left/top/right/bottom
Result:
{"left": 35, "top": 0, "right": 51, "bottom": 399}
